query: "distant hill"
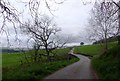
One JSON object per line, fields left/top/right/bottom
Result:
{"left": 1, "top": 48, "right": 27, "bottom": 53}
{"left": 93, "top": 36, "right": 118, "bottom": 44}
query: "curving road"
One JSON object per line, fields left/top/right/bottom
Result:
{"left": 44, "top": 48, "right": 97, "bottom": 79}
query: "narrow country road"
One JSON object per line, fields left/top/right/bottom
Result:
{"left": 44, "top": 48, "right": 97, "bottom": 79}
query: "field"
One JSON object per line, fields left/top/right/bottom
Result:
{"left": 2, "top": 48, "right": 71, "bottom": 67}
{"left": 74, "top": 44, "right": 102, "bottom": 56}
{"left": 2, "top": 48, "right": 79, "bottom": 80}
{"left": 74, "top": 42, "right": 117, "bottom": 57}
{"left": 2, "top": 52, "right": 23, "bottom": 67}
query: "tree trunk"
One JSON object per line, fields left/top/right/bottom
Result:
{"left": 34, "top": 50, "right": 37, "bottom": 62}
{"left": 104, "top": 27, "right": 108, "bottom": 50}
{"left": 105, "top": 38, "right": 108, "bottom": 50}
{"left": 118, "top": 5, "right": 120, "bottom": 45}
{"left": 46, "top": 50, "right": 51, "bottom": 62}
{"left": 34, "top": 45, "right": 40, "bottom": 62}
{"left": 118, "top": 36, "right": 120, "bottom": 45}
{"left": 45, "top": 45, "right": 50, "bottom": 62}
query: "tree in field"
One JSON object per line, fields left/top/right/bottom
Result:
{"left": 87, "top": 2, "right": 119, "bottom": 50}
{"left": 0, "top": 0, "right": 66, "bottom": 63}
{"left": 80, "top": 42, "right": 84, "bottom": 46}
{"left": 22, "top": 15, "right": 67, "bottom": 61}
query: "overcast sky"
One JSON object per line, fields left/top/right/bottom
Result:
{"left": 0, "top": 0, "right": 104, "bottom": 48}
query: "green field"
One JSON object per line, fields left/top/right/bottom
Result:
{"left": 74, "top": 42, "right": 117, "bottom": 57}
{"left": 74, "top": 44, "right": 102, "bottom": 56}
{"left": 2, "top": 52, "right": 23, "bottom": 67}
{"left": 2, "top": 48, "right": 70, "bottom": 67}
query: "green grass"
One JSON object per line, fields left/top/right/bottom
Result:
{"left": 3, "top": 57, "right": 79, "bottom": 81}
{"left": 74, "top": 44, "right": 102, "bottom": 56}
{"left": 2, "top": 48, "right": 70, "bottom": 67}
{"left": 74, "top": 41, "right": 117, "bottom": 57}
{"left": 2, "top": 52, "right": 23, "bottom": 67}
{"left": 92, "top": 45, "right": 120, "bottom": 81}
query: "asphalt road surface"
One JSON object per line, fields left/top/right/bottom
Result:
{"left": 44, "top": 49, "right": 97, "bottom": 79}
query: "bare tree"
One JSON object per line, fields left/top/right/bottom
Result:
{"left": 22, "top": 15, "right": 67, "bottom": 61}
{"left": 87, "top": 2, "right": 119, "bottom": 50}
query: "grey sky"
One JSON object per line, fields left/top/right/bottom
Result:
{"left": 54, "top": 0, "right": 93, "bottom": 35}
{"left": 0, "top": 0, "right": 95, "bottom": 48}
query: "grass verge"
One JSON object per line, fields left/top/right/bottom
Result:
{"left": 92, "top": 45, "right": 120, "bottom": 81}
{"left": 2, "top": 57, "right": 79, "bottom": 81}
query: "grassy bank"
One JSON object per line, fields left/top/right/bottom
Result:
{"left": 74, "top": 42, "right": 119, "bottom": 80}
{"left": 92, "top": 45, "right": 120, "bottom": 81}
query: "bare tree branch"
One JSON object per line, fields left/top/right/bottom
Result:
{"left": 0, "top": 0, "right": 65, "bottom": 47}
